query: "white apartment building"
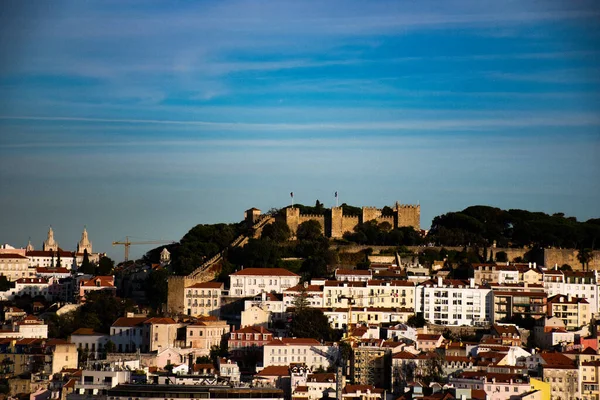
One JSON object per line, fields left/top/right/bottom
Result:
{"left": 417, "top": 277, "right": 492, "bottom": 326}
{"left": 184, "top": 281, "right": 223, "bottom": 317}
{"left": 0, "top": 315, "right": 48, "bottom": 339}
{"left": 69, "top": 328, "right": 110, "bottom": 358}
{"left": 2, "top": 277, "right": 53, "bottom": 301}
{"left": 109, "top": 317, "right": 149, "bottom": 353}
{"left": 262, "top": 338, "right": 334, "bottom": 371}
{"left": 543, "top": 269, "right": 599, "bottom": 315}
{"left": 229, "top": 268, "right": 300, "bottom": 297}
{"left": 283, "top": 283, "right": 324, "bottom": 308}
{"left": 0, "top": 254, "right": 33, "bottom": 281}
{"left": 334, "top": 269, "right": 372, "bottom": 282}
{"left": 26, "top": 250, "right": 86, "bottom": 270}
{"left": 323, "top": 280, "right": 416, "bottom": 311}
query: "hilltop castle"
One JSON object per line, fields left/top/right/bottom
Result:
{"left": 246, "top": 202, "right": 420, "bottom": 239}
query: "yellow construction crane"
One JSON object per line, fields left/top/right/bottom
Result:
{"left": 112, "top": 236, "right": 176, "bottom": 262}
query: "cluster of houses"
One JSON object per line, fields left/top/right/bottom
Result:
{"left": 3, "top": 231, "right": 600, "bottom": 400}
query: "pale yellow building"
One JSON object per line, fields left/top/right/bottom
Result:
{"left": 0, "top": 254, "right": 33, "bottom": 281}
{"left": 547, "top": 294, "right": 590, "bottom": 331}
{"left": 323, "top": 280, "right": 416, "bottom": 310}
{"left": 183, "top": 281, "right": 223, "bottom": 318}
{"left": 185, "top": 317, "right": 229, "bottom": 356}
{"left": 580, "top": 360, "right": 600, "bottom": 400}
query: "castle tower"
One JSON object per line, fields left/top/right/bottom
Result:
{"left": 77, "top": 227, "right": 92, "bottom": 254}
{"left": 330, "top": 207, "right": 344, "bottom": 239}
{"left": 160, "top": 248, "right": 171, "bottom": 264}
{"left": 26, "top": 238, "right": 34, "bottom": 252}
{"left": 43, "top": 227, "right": 58, "bottom": 252}
{"left": 285, "top": 207, "right": 301, "bottom": 238}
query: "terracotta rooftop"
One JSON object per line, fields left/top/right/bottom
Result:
{"left": 266, "top": 338, "right": 321, "bottom": 346}
{"left": 80, "top": 276, "right": 114, "bottom": 287}
{"left": 36, "top": 267, "right": 70, "bottom": 274}
{"left": 231, "top": 268, "right": 299, "bottom": 277}
{"left": 285, "top": 284, "right": 323, "bottom": 292}
{"left": 342, "top": 384, "right": 384, "bottom": 394}
{"left": 144, "top": 317, "right": 177, "bottom": 325}
{"left": 255, "top": 365, "right": 290, "bottom": 377}
{"left": 231, "top": 325, "right": 272, "bottom": 335}
{"left": 111, "top": 317, "right": 148, "bottom": 327}
{"left": 335, "top": 269, "right": 372, "bottom": 276}
{"left": 0, "top": 254, "right": 28, "bottom": 259}
{"left": 71, "top": 328, "right": 104, "bottom": 336}
{"left": 186, "top": 281, "right": 223, "bottom": 289}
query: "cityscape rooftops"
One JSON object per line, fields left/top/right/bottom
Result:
{"left": 231, "top": 268, "right": 300, "bottom": 277}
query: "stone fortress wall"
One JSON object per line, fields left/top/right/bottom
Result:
{"left": 274, "top": 202, "right": 420, "bottom": 239}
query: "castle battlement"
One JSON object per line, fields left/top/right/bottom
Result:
{"left": 397, "top": 204, "right": 419, "bottom": 209}
{"left": 280, "top": 202, "right": 420, "bottom": 239}
{"left": 299, "top": 214, "right": 325, "bottom": 219}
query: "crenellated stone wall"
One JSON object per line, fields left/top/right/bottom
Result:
{"left": 281, "top": 203, "right": 420, "bottom": 239}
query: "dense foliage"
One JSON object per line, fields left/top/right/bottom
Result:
{"left": 343, "top": 220, "right": 423, "bottom": 246}
{"left": 428, "top": 205, "right": 600, "bottom": 249}
{"left": 46, "top": 291, "right": 135, "bottom": 338}
{"left": 144, "top": 268, "right": 170, "bottom": 311}
{"left": 170, "top": 223, "right": 245, "bottom": 275}
{"left": 289, "top": 308, "right": 340, "bottom": 342}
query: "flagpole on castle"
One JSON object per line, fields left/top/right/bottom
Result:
{"left": 335, "top": 191, "right": 338, "bottom": 207}
{"left": 290, "top": 192, "right": 294, "bottom": 208}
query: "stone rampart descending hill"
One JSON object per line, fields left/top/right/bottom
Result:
{"left": 188, "top": 214, "right": 274, "bottom": 278}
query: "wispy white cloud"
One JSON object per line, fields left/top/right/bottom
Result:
{"left": 1, "top": 111, "right": 599, "bottom": 139}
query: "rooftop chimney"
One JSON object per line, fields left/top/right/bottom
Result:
{"left": 437, "top": 277, "right": 443, "bottom": 287}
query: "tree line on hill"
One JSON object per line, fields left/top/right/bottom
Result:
{"left": 138, "top": 203, "right": 598, "bottom": 312}
{"left": 428, "top": 205, "right": 599, "bottom": 249}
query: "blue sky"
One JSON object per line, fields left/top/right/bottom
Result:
{"left": 0, "top": 1, "right": 599, "bottom": 261}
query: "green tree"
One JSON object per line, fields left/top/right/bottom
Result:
{"left": 104, "top": 340, "right": 117, "bottom": 354}
{"left": 495, "top": 251, "right": 508, "bottom": 263}
{"left": 261, "top": 220, "right": 291, "bottom": 243}
{"left": 209, "top": 345, "right": 228, "bottom": 364}
{"left": 418, "top": 352, "right": 445, "bottom": 385}
{"left": 145, "top": 268, "right": 170, "bottom": 312}
{"left": 560, "top": 264, "right": 572, "bottom": 271}
{"left": 297, "top": 220, "right": 323, "bottom": 241}
{"left": 407, "top": 314, "right": 426, "bottom": 328}
{"left": 293, "top": 284, "right": 310, "bottom": 311}
{"left": 80, "top": 249, "right": 96, "bottom": 274}
{"left": 290, "top": 308, "right": 335, "bottom": 342}
{"left": 56, "top": 251, "right": 62, "bottom": 268}
{"left": 97, "top": 256, "right": 115, "bottom": 275}
{"left": 0, "top": 276, "right": 12, "bottom": 292}
{"left": 578, "top": 248, "right": 593, "bottom": 271}
{"left": 228, "top": 238, "right": 281, "bottom": 269}
{"left": 314, "top": 200, "right": 325, "bottom": 215}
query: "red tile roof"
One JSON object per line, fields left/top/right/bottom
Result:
{"left": 71, "top": 328, "right": 104, "bottom": 336}
{"left": 186, "top": 281, "right": 224, "bottom": 289}
{"left": 231, "top": 326, "right": 272, "bottom": 335}
{"left": 15, "top": 278, "right": 48, "bottom": 284}
{"left": 255, "top": 365, "right": 290, "bottom": 377}
{"left": 336, "top": 269, "right": 372, "bottom": 276}
{"left": 36, "top": 267, "right": 70, "bottom": 274}
{"left": 144, "top": 317, "right": 177, "bottom": 325}
{"left": 342, "top": 384, "right": 384, "bottom": 394}
{"left": 80, "top": 276, "right": 114, "bottom": 287}
{"left": 266, "top": 338, "right": 321, "bottom": 346}
{"left": 0, "top": 254, "right": 28, "bottom": 259}
{"left": 111, "top": 317, "right": 148, "bottom": 327}
{"left": 231, "top": 268, "right": 299, "bottom": 277}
